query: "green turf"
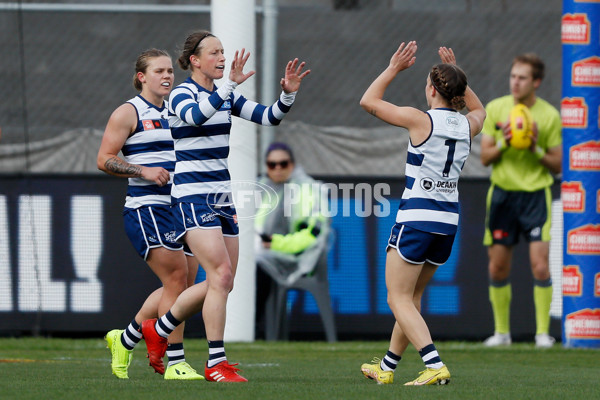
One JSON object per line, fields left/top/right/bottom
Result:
{"left": 0, "top": 338, "right": 598, "bottom": 400}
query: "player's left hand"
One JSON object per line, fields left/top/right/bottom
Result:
{"left": 281, "top": 58, "right": 310, "bottom": 93}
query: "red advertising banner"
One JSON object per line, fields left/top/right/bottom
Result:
{"left": 563, "top": 265, "right": 583, "bottom": 296}
{"left": 565, "top": 309, "right": 600, "bottom": 339}
{"left": 561, "top": 97, "right": 588, "bottom": 128}
{"left": 561, "top": 181, "right": 585, "bottom": 212}
{"left": 567, "top": 224, "right": 600, "bottom": 255}
{"left": 569, "top": 141, "right": 600, "bottom": 170}
{"left": 572, "top": 56, "right": 600, "bottom": 86}
{"left": 562, "top": 13, "right": 591, "bottom": 44}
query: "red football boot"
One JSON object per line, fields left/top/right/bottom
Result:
{"left": 141, "top": 319, "right": 167, "bottom": 375}
{"left": 205, "top": 361, "right": 248, "bottom": 382}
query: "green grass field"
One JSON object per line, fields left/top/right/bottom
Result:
{"left": 0, "top": 338, "right": 598, "bottom": 400}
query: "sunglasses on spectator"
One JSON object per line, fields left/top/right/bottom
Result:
{"left": 266, "top": 160, "right": 291, "bottom": 169}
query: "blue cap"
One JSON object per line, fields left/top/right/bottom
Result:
{"left": 265, "top": 142, "right": 295, "bottom": 162}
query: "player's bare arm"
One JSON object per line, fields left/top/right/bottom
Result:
{"left": 104, "top": 157, "right": 142, "bottom": 176}
{"left": 438, "top": 47, "right": 486, "bottom": 137}
{"left": 97, "top": 103, "right": 170, "bottom": 186}
{"left": 360, "top": 41, "right": 421, "bottom": 129}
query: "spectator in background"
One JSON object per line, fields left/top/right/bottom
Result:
{"left": 254, "top": 142, "right": 327, "bottom": 333}
{"left": 97, "top": 49, "right": 203, "bottom": 380}
{"left": 480, "top": 53, "right": 562, "bottom": 348}
{"left": 359, "top": 43, "right": 485, "bottom": 386}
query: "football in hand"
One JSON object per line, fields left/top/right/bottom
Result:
{"left": 509, "top": 103, "right": 533, "bottom": 149}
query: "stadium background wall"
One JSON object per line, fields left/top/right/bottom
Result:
{"left": 0, "top": 175, "right": 562, "bottom": 341}
{"left": 0, "top": 0, "right": 565, "bottom": 341}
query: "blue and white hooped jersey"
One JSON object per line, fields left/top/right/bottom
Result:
{"left": 396, "top": 108, "right": 471, "bottom": 235}
{"left": 168, "top": 77, "right": 294, "bottom": 205}
{"left": 122, "top": 95, "right": 174, "bottom": 209}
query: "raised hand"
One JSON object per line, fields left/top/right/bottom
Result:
{"left": 280, "top": 58, "right": 311, "bottom": 93}
{"left": 439, "top": 47, "right": 457, "bottom": 65}
{"left": 229, "top": 48, "right": 256, "bottom": 85}
{"left": 388, "top": 41, "right": 417, "bottom": 73}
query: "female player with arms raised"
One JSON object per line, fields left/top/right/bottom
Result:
{"left": 359, "top": 43, "right": 485, "bottom": 386}
{"left": 141, "top": 31, "right": 310, "bottom": 382}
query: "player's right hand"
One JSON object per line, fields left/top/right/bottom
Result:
{"left": 142, "top": 166, "right": 170, "bottom": 186}
{"left": 388, "top": 41, "right": 417, "bottom": 73}
{"left": 229, "top": 48, "right": 255, "bottom": 85}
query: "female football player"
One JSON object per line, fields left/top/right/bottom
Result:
{"left": 359, "top": 43, "right": 485, "bottom": 385}
{"left": 98, "top": 49, "right": 204, "bottom": 380}
{"left": 141, "top": 31, "right": 310, "bottom": 382}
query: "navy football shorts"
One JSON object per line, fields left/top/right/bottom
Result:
{"left": 123, "top": 205, "right": 184, "bottom": 260}
{"left": 387, "top": 223, "right": 455, "bottom": 265}
{"left": 172, "top": 201, "right": 239, "bottom": 243}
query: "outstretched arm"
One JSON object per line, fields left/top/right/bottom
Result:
{"left": 360, "top": 41, "right": 416, "bottom": 115}
{"left": 280, "top": 58, "right": 311, "bottom": 94}
{"left": 231, "top": 58, "right": 311, "bottom": 126}
{"left": 359, "top": 41, "right": 424, "bottom": 129}
{"left": 438, "top": 46, "right": 486, "bottom": 138}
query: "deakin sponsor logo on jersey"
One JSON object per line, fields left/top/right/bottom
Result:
{"left": 435, "top": 180, "right": 457, "bottom": 193}
{"left": 420, "top": 178, "right": 434, "bottom": 192}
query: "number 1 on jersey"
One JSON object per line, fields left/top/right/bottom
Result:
{"left": 443, "top": 139, "right": 456, "bottom": 178}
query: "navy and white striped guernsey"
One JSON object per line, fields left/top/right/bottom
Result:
{"left": 396, "top": 108, "right": 471, "bottom": 235}
{"left": 122, "top": 95, "right": 174, "bottom": 209}
{"left": 168, "top": 77, "right": 295, "bottom": 205}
